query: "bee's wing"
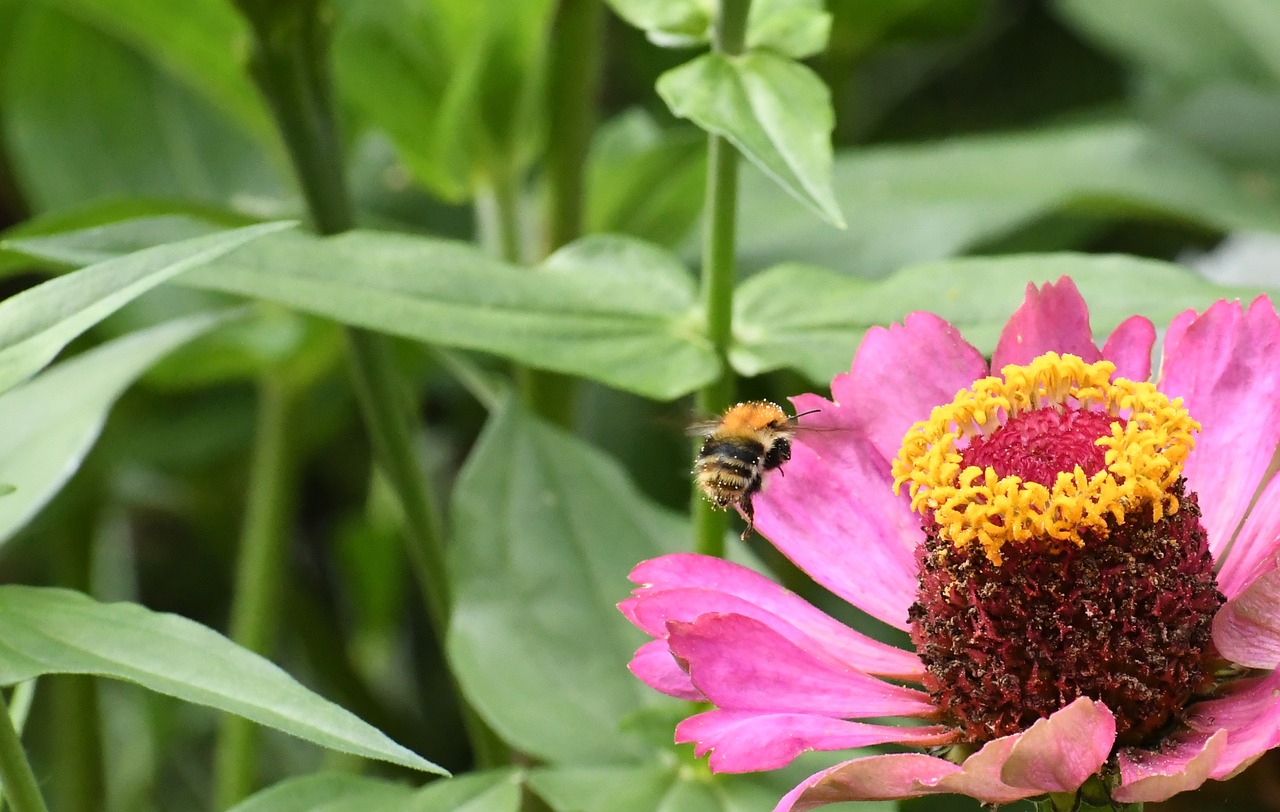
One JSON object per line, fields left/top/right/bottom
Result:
{"left": 686, "top": 418, "right": 724, "bottom": 437}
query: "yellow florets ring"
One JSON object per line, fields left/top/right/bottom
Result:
{"left": 891, "top": 353, "right": 1199, "bottom": 565}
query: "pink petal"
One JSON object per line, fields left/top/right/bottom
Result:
{"left": 999, "top": 697, "right": 1117, "bottom": 792}
{"left": 772, "top": 754, "right": 1022, "bottom": 810}
{"left": 1116, "top": 669, "right": 1280, "bottom": 802}
{"left": 753, "top": 423, "right": 920, "bottom": 630}
{"left": 1102, "top": 315, "right": 1156, "bottom": 382}
{"left": 675, "top": 709, "right": 956, "bottom": 773}
{"left": 1113, "top": 730, "right": 1228, "bottom": 803}
{"left": 774, "top": 697, "right": 1115, "bottom": 811}
{"left": 1159, "top": 296, "right": 1280, "bottom": 560}
{"left": 1189, "top": 669, "right": 1280, "bottom": 779}
{"left": 826, "top": 312, "right": 989, "bottom": 466}
{"left": 625, "top": 554, "right": 922, "bottom": 679}
{"left": 992, "top": 277, "right": 1102, "bottom": 371}
{"left": 666, "top": 613, "right": 934, "bottom": 719}
{"left": 626, "top": 587, "right": 920, "bottom": 682}
{"left": 627, "top": 638, "right": 704, "bottom": 701}
{"left": 1216, "top": 469, "right": 1280, "bottom": 599}
{"left": 1213, "top": 566, "right": 1280, "bottom": 668}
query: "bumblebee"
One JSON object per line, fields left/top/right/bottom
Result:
{"left": 691, "top": 401, "right": 817, "bottom": 538}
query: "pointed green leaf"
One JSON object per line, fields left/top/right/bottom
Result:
{"left": 0, "top": 310, "right": 236, "bottom": 543}
{"left": 11, "top": 223, "right": 719, "bottom": 400}
{"left": 0, "top": 585, "right": 445, "bottom": 775}
{"left": 0, "top": 220, "right": 290, "bottom": 395}
{"left": 658, "top": 52, "right": 844, "bottom": 228}
{"left": 732, "top": 254, "right": 1260, "bottom": 384}
{"left": 448, "top": 400, "right": 684, "bottom": 764}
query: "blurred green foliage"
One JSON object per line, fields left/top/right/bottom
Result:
{"left": 0, "top": 1, "right": 1278, "bottom": 811}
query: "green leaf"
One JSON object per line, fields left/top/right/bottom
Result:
{"left": 11, "top": 223, "right": 720, "bottom": 400}
{"left": 735, "top": 121, "right": 1280, "bottom": 277}
{"left": 1, "top": 5, "right": 285, "bottom": 212}
{"left": 447, "top": 400, "right": 685, "bottom": 764}
{"left": 658, "top": 52, "right": 844, "bottom": 228}
{"left": 1055, "top": 1, "right": 1280, "bottom": 165}
{"left": 529, "top": 759, "right": 898, "bottom": 812}
{"left": 732, "top": 253, "right": 1259, "bottom": 384}
{"left": 731, "top": 262, "right": 873, "bottom": 380}
{"left": 0, "top": 585, "right": 445, "bottom": 775}
{"left": 404, "top": 770, "right": 522, "bottom": 812}
{"left": 0, "top": 310, "right": 236, "bottom": 543}
{"left": 333, "top": 0, "right": 555, "bottom": 199}
{"left": 529, "top": 765, "right": 686, "bottom": 812}
{"left": 602, "top": 0, "right": 712, "bottom": 46}
{"left": 585, "top": 111, "right": 706, "bottom": 248}
{"left": 229, "top": 774, "right": 417, "bottom": 812}
{"left": 746, "top": 0, "right": 831, "bottom": 58}
{"left": 0, "top": 220, "right": 291, "bottom": 395}
{"left": 230, "top": 770, "right": 522, "bottom": 812}
{"left": 32, "top": 0, "right": 271, "bottom": 140}
{"left": 1055, "top": 0, "right": 1273, "bottom": 86}
{"left": 0, "top": 198, "right": 257, "bottom": 281}
{"left": 604, "top": 0, "right": 827, "bottom": 53}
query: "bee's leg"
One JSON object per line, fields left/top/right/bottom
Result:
{"left": 739, "top": 495, "right": 756, "bottom": 539}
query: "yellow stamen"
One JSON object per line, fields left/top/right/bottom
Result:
{"left": 892, "top": 353, "right": 1198, "bottom": 565}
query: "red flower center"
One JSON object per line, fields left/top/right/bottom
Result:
{"left": 962, "top": 407, "right": 1119, "bottom": 487}
{"left": 896, "top": 355, "right": 1224, "bottom": 746}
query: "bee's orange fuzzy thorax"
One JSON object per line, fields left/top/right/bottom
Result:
{"left": 718, "top": 401, "right": 788, "bottom": 435}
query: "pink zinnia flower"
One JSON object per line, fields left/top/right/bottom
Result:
{"left": 620, "top": 278, "right": 1280, "bottom": 810}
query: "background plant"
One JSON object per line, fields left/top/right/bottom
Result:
{"left": 0, "top": 1, "right": 1276, "bottom": 811}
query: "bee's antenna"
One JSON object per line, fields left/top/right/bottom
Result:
{"left": 793, "top": 408, "right": 821, "bottom": 420}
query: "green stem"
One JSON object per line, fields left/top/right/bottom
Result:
{"left": 50, "top": 482, "right": 104, "bottom": 812}
{"left": 520, "top": 0, "right": 606, "bottom": 429}
{"left": 692, "top": 0, "right": 753, "bottom": 558}
{"left": 214, "top": 376, "right": 295, "bottom": 808}
{"left": 476, "top": 171, "right": 524, "bottom": 265}
{"left": 344, "top": 331, "right": 509, "bottom": 769}
{"left": 343, "top": 332, "right": 450, "bottom": 629}
{"left": 240, "top": 2, "right": 353, "bottom": 235}
{"left": 233, "top": 0, "right": 507, "bottom": 769}
{"left": 544, "top": 0, "right": 603, "bottom": 254}
{"left": 0, "top": 690, "right": 48, "bottom": 812}
{"left": 0, "top": 683, "right": 36, "bottom": 812}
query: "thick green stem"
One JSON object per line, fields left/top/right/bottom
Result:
{"left": 214, "top": 377, "right": 295, "bottom": 808}
{"left": 240, "top": 2, "right": 353, "bottom": 235}
{"left": 544, "top": 0, "right": 603, "bottom": 253}
{"left": 0, "top": 690, "right": 48, "bottom": 812}
{"left": 522, "top": 0, "right": 606, "bottom": 429}
{"left": 692, "top": 0, "right": 753, "bottom": 558}
{"left": 344, "top": 333, "right": 451, "bottom": 628}
{"left": 233, "top": 0, "right": 507, "bottom": 769}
